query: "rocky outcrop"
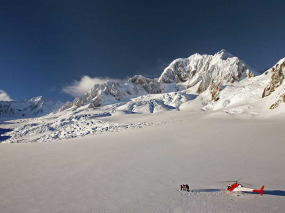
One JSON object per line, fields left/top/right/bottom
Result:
{"left": 262, "top": 60, "right": 285, "bottom": 98}
{"left": 88, "top": 95, "right": 103, "bottom": 108}
{"left": 209, "top": 81, "right": 223, "bottom": 102}
{"left": 246, "top": 69, "right": 255, "bottom": 78}
{"left": 269, "top": 94, "right": 285, "bottom": 109}
{"left": 59, "top": 101, "right": 73, "bottom": 112}
{"left": 128, "top": 75, "right": 161, "bottom": 94}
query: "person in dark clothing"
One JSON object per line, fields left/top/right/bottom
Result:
{"left": 186, "top": 184, "right": 189, "bottom": 192}
{"left": 180, "top": 184, "right": 190, "bottom": 191}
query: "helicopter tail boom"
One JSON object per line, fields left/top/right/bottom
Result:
{"left": 252, "top": 186, "right": 264, "bottom": 196}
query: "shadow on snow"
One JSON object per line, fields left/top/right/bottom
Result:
{"left": 249, "top": 190, "right": 285, "bottom": 197}
{"left": 190, "top": 189, "right": 222, "bottom": 193}
{"left": 0, "top": 128, "right": 12, "bottom": 142}
{"left": 188, "top": 189, "right": 285, "bottom": 197}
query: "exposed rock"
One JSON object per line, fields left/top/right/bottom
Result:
{"left": 73, "top": 96, "right": 87, "bottom": 108}
{"left": 128, "top": 75, "right": 161, "bottom": 94}
{"left": 210, "top": 81, "right": 222, "bottom": 101}
{"left": 59, "top": 101, "right": 73, "bottom": 112}
{"left": 269, "top": 94, "right": 285, "bottom": 109}
{"left": 262, "top": 60, "right": 285, "bottom": 98}
{"left": 246, "top": 69, "right": 255, "bottom": 78}
{"left": 88, "top": 95, "right": 103, "bottom": 108}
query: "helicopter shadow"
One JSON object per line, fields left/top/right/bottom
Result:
{"left": 263, "top": 190, "right": 285, "bottom": 197}
{"left": 190, "top": 189, "right": 285, "bottom": 196}
{"left": 245, "top": 190, "right": 285, "bottom": 197}
{"left": 190, "top": 189, "right": 222, "bottom": 193}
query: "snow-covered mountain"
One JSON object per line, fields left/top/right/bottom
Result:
{"left": 59, "top": 75, "right": 162, "bottom": 112}
{"left": 159, "top": 49, "right": 255, "bottom": 101}
{"left": 1, "top": 50, "right": 285, "bottom": 143}
{"left": 159, "top": 49, "right": 254, "bottom": 85}
{"left": 199, "top": 57, "right": 285, "bottom": 114}
{"left": 0, "top": 96, "right": 62, "bottom": 121}
{"left": 60, "top": 50, "right": 254, "bottom": 111}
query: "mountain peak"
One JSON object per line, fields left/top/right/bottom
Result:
{"left": 29, "top": 96, "right": 44, "bottom": 102}
{"left": 215, "top": 49, "right": 234, "bottom": 60}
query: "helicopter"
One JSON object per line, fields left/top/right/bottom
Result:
{"left": 225, "top": 181, "right": 264, "bottom": 196}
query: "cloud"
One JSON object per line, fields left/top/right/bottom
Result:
{"left": 62, "top": 75, "right": 117, "bottom": 97}
{"left": 0, "top": 90, "right": 12, "bottom": 101}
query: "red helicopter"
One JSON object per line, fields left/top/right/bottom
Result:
{"left": 226, "top": 181, "right": 264, "bottom": 196}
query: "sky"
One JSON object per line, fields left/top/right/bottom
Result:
{"left": 0, "top": 0, "right": 285, "bottom": 101}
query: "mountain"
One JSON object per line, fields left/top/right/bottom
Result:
{"left": 1, "top": 50, "right": 285, "bottom": 143}
{"left": 0, "top": 96, "right": 62, "bottom": 121}
{"left": 159, "top": 49, "right": 254, "bottom": 85}
{"left": 199, "top": 57, "right": 285, "bottom": 114}
{"left": 158, "top": 49, "right": 255, "bottom": 101}
{"left": 59, "top": 76, "right": 162, "bottom": 112}
{"left": 60, "top": 50, "right": 254, "bottom": 111}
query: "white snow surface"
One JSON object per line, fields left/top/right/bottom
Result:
{"left": 0, "top": 109, "right": 285, "bottom": 213}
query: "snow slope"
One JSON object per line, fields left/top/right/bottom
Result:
{"left": 0, "top": 110, "right": 284, "bottom": 213}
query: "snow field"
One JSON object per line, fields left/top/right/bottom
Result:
{"left": 0, "top": 110, "right": 285, "bottom": 212}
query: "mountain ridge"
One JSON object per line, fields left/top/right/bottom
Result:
{"left": 59, "top": 49, "right": 255, "bottom": 111}
{"left": 1, "top": 51, "right": 285, "bottom": 143}
{"left": 0, "top": 96, "right": 62, "bottom": 121}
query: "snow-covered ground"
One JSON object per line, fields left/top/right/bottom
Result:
{"left": 0, "top": 108, "right": 285, "bottom": 213}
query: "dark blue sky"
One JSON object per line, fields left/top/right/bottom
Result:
{"left": 1, "top": 0, "right": 284, "bottom": 101}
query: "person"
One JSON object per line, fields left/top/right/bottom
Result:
{"left": 186, "top": 184, "right": 189, "bottom": 192}
{"left": 180, "top": 185, "right": 183, "bottom": 191}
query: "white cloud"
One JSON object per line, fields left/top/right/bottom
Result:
{"left": 62, "top": 75, "right": 117, "bottom": 97}
{"left": 0, "top": 90, "right": 12, "bottom": 101}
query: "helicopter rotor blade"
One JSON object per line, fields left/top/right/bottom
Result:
{"left": 216, "top": 180, "right": 239, "bottom": 183}
{"left": 217, "top": 180, "right": 253, "bottom": 186}
{"left": 239, "top": 182, "right": 253, "bottom": 186}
